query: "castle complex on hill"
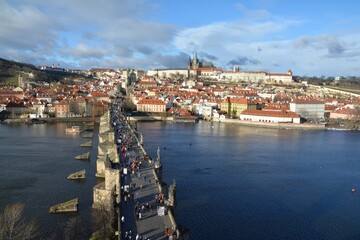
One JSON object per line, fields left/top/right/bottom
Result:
{"left": 147, "top": 53, "right": 293, "bottom": 84}
{"left": 187, "top": 53, "right": 214, "bottom": 69}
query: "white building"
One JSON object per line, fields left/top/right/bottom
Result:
{"left": 266, "top": 70, "right": 293, "bottom": 83}
{"left": 147, "top": 69, "right": 189, "bottom": 78}
{"left": 289, "top": 100, "right": 325, "bottom": 120}
{"left": 0, "top": 103, "right": 7, "bottom": 112}
{"left": 219, "top": 69, "right": 293, "bottom": 84}
{"left": 219, "top": 71, "right": 266, "bottom": 82}
{"left": 240, "top": 109, "right": 300, "bottom": 123}
{"left": 201, "top": 105, "right": 213, "bottom": 120}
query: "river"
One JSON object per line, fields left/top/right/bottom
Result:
{"left": 0, "top": 122, "right": 100, "bottom": 239}
{"left": 137, "top": 121, "right": 360, "bottom": 240}
{"left": 0, "top": 121, "right": 360, "bottom": 239}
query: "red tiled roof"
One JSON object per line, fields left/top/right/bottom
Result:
{"left": 292, "top": 99, "right": 324, "bottom": 104}
{"left": 91, "top": 92, "right": 109, "bottom": 97}
{"left": 138, "top": 81, "right": 157, "bottom": 85}
{"left": 137, "top": 99, "right": 165, "bottom": 105}
{"left": 223, "top": 97, "right": 248, "bottom": 104}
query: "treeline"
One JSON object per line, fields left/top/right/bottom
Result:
{"left": 0, "top": 58, "right": 89, "bottom": 85}
{"left": 294, "top": 75, "right": 360, "bottom": 88}
{"left": 0, "top": 202, "right": 115, "bottom": 240}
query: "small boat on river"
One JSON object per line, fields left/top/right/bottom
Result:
{"left": 65, "top": 126, "right": 81, "bottom": 134}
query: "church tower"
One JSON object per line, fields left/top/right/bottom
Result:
{"left": 193, "top": 52, "right": 199, "bottom": 69}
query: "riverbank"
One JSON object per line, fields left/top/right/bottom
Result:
{"left": 2, "top": 115, "right": 340, "bottom": 131}
{"left": 220, "top": 119, "right": 326, "bottom": 130}
{"left": 2, "top": 116, "right": 98, "bottom": 124}
{"left": 129, "top": 116, "right": 327, "bottom": 130}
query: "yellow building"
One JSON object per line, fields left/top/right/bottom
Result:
{"left": 220, "top": 97, "right": 258, "bottom": 117}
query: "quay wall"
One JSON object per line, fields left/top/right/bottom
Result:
{"left": 221, "top": 119, "right": 326, "bottom": 130}
{"left": 3, "top": 116, "right": 97, "bottom": 124}
{"left": 129, "top": 116, "right": 198, "bottom": 123}
{"left": 3, "top": 116, "right": 326, "bottom": 131}
{"left": 129, "top": 116, "right": 173, "bottom": 122}
{"left": 128, "top": 116, "right": 327, "bottom": 130}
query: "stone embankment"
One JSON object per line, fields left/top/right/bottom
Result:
{"left": 222, "top": 118, "right": 326, "bottom": 130}
{"left": 49, "top": 198, "right": 78, "bottom": 213}
{"left": 3, "top": 116, "right": 96, "bottom": 124}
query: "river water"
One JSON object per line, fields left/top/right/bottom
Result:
{"left": 137, "top": 121, "right": 360, "bottom": 240}
{"left": 1, "top": 121, "right": 360, "bottom": 239}
{"left": 0, "top": 122, "right": 100, "bottom": 239}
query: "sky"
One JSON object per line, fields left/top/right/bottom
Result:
{"left": 1, "top": 0, "right": 360, "bottom": 77}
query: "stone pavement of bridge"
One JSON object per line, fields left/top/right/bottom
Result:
{"left": 120, "top": 141, "right": 173, "bottom": 240}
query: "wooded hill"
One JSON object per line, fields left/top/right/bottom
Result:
{"left": 0, "top": 58, "right": 87, "bottom": 85}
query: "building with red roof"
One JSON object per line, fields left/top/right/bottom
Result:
{"left": 220, "top": 97, "right": 259, "bottom": 117}
{"left": 240, "top": 109, "right": 300, "bottom": 123}
{"left": 137, "top": 98, "right": 166, "bottom": 113}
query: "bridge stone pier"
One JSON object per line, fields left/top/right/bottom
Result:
{"left": 92, "top": 111, "right": 121, "bottom": 210}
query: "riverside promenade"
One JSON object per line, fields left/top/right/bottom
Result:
{"left": 114, "top": 108, "right": 178, "bottom": 240}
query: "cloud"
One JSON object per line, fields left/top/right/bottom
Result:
{"left": 1, "top": 1, "right": 360, "bottom": 76}
{"left": 227, "top": 56, "right": 261, "bottom": 66}
{"left": 196, "top": 52, "right": 218, "bottom": 61}
{"left": 0, "top": 1, "right": 59, "bottom": 51}
{"left": 63, "top": 44, "right": 109, "bottom": 59}
{"left": 235, "top": 3, "right": 272, "bottom": 19}
{"left": 291, "top": 35, "right": 360, "bottom": 59}
{"left": 293, "top": 36, "right": 314, "bottom": 49}
{"left": 151, "top": 52, "right": 190, "bottom": 69}
{"left": 174, "top": 19, "right": 298, "bottom": 52}
{"left": 0, "top": 0, "right": 177, "bottom": 69}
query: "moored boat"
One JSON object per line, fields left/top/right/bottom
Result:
{"left": 65, "top": 126, "right": 81, "bottom": 134}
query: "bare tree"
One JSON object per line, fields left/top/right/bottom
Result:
{"left": 0, "top": 203, "right": 37, "bottom": 240}
{"left": 63, "top": 216, "right": 84, "bottom": 240}
{"left": 350, "top": 106, "right": 360, "bottom": 130}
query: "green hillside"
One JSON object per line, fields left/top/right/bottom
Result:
{"left": 0, "top": 58, "right": 86, "bottom": 85}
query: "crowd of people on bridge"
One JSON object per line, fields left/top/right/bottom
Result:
{"left": 110, "top": 102, "right": 174, "bottom": 240}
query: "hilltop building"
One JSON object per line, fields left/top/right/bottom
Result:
{"left": 219, "top": 69, "right": 293, "bottom": 84}
{"left": 147, "top": 53, "right": 219, "bottom": 79}
{"left": 147, "top": 68, "right": 189, "bottom": 78}
{"left": 146, "top": 52, "right": 293, "bottom": 83}
{"left": 40, "top": 64, "right": 65, "bottom": 72}
{"left": 188, "top": 53, "right": 214, "bottom": 69}
{"left": 187, "top": 53, "right": 222, "bottom": 78}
